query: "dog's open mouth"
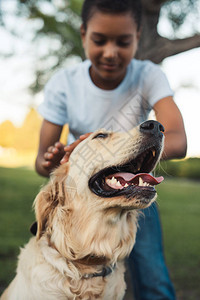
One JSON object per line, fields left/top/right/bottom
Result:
{"left": 89, "top": 146, "right": 164, "bottom": 199}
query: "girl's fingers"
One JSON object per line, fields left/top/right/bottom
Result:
{"left": 47, "top": 146, "right": 54, "bottom": 153}
{"left": 42, "top": 160, "right": 52, "bottom": 168}
{"left": 44, "top": 152, "right": 53, "bottom": 160}
{"left": 61, "top": 141, "right": 82, "bottom": 164}
{"left": 54, "top": 141, "right": 65, "bottom": 150}
{"left": 61, "top": 133, "right": 93, "bottom": 164}
{"left": 47, "top": 146, "right": 59, "bottom": 155}
{"left": 79, "top": 132, "right": 92, "bottom": 140}
{"left": 60, "top": 152, "right": 70, "bottom": 164}
{"left": 66, "top": 139, "right": 82, "bottom": 150}
{"left": 64, "top": 133, "right": 92, "bottom": 152}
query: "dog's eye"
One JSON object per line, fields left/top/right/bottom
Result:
{"left": 93, "top": 133, "right": 108, "bottom": 139}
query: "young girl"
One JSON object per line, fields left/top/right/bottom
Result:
{"left": 35, "top": 0, "right": 187, "bottom": 298}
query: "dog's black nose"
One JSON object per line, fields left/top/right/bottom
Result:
{"left": 140, "top": 120, "right": 164, "bottom": 136}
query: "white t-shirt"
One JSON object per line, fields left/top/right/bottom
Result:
{"left": 39, "top": 59, "right": 173, "bottom": 144}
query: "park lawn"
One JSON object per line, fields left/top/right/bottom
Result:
{"left": 0, "top": 167, "right": 47, "bottom": 292}
{"left": 0, "top": 167, "right": 199, "bottom": 299}
{"left": 157, "top": 179, "right": 200, "bottom": 299}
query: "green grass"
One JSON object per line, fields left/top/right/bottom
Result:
{"left": 0, "top": 167, "right": 199, "bottom": 299}
{"left": 157, "top": 179, "right": 200, "bottom": 299}
{"left": 0, "top": 167, "right": 47, "bottom": 292}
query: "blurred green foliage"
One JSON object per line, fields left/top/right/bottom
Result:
{"left": 156, "top": 157, "right": 200, "bottom": 180}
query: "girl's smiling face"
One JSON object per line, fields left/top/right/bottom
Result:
{"left": 81, "top": 11, "right": 140, "bottom": 90}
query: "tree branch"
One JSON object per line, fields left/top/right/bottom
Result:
{"left": 157, "top": 34, "right": 200, "bottom": 62}
{"left": 137, "top": 34, "right": 200, "bottom": 63}
{"left": 163, "top": 34, "right": 200, "bottom": 56}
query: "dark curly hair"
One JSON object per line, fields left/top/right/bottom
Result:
{"left": 81, "top": 0, "right": 142, "bottom": 31}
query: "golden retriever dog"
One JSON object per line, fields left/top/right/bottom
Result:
{"left": 1, "top": 120, "right": 164, "bottom": 300}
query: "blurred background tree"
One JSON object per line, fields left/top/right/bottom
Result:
{"left": 1, "top": 0, "right": 200, "bottom": 93}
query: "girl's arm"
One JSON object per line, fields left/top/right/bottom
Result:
{"left": 35, "top": 119, "right": 64, "bottom": 177}
{"left": 153, "top": 96, "right": 187, "bottom": 160}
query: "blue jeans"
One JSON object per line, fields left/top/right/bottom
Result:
{"left": 128, "top": 202, "right": 176, "bottom": 300}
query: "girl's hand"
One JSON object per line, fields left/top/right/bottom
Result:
{"left": 42, "top": 141, "right": 65, "bottom": 170}
{"left": 61, "top": 133, "right": 92, "bottom": 164}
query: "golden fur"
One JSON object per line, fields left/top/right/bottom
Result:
{"left": 1, "top": 124, "right": 163, "bottom": 300}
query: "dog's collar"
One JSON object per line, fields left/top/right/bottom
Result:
{"left": 82, "top": 263, "right": 116, "bottom": 279}
{"left": 76, "top": 255, "right": 116, "bottom": 278}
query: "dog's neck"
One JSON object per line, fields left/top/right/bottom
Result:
{"left": 44, "top": 237, "right": 115, "bottom": 279}
{"left": 47, "top": 208, "right": 138, "bottom": 266}
{"left": 48, "top": 235, "right": 109, "bottom": 267}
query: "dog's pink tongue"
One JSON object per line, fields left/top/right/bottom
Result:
{"left": 113, "top": 172, "right": 164, "bottom": 185}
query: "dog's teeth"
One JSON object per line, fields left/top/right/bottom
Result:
{"left": 111, "top": 177, "right": 117, "bottom": 184}
{"left": 105, "top": 178, "right": 123, "bottom": 189}
{"left": 124, "top": 183, "right": 128, "bottom": 188}
{"left": 116, "top": 181, "right": 121, "bottom": 187}
{"left": 138, "top": 177, "right": 150, "bottom": 187}
{"left": 137, "top": 178, "right": 152, "bottom": 187}
{"left": 139, "top": 177, "right": 143, "bottom": 186}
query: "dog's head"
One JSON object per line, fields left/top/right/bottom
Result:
{"left": 34, "top": 121, "right": 164, "bottom": 261}
{"left": 67, "top": 120, "right": 164, "bottom": 209}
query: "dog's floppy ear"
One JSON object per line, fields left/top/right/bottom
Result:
{"left": 34, "top": 164, "right": 69, "bottom": 240}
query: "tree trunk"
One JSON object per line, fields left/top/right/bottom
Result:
{"left": 136, "top": 0, "right": 200, "bottom": 63}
